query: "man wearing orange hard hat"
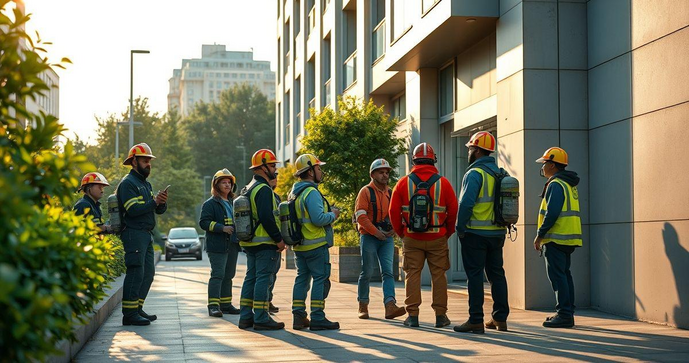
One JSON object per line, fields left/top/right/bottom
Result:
{"left": 534, "top": 147, "right": 582, "bottom": 329}
{"left": 74, "top": 172, "right": 111, "bottom": 233}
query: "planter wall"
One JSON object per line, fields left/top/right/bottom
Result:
{"left": 330, "top": 246, "right": 400, "bottom": 283}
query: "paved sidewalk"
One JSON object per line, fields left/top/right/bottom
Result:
{"left": 75, "top": 253, "right": 689, "bottom": 362}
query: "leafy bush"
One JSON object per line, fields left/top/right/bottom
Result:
{"left": 0, "top": 3, "right": 118, "bottom": 361}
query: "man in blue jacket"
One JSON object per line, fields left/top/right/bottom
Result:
{"left": 454, "top": 131, "right": 509, "bottom": 334}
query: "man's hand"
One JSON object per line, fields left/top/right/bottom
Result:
{"left": 534, "top": 236, "right": 544, "bottom": 252}
{"left": 155, "top": 190, "right": 168, "bottom": 205}
{"left": 374, "top": 229, "right": 387, "bottom": 241}
{"left": 222, "top": 226, "right": 234, "bottom": 234}
{"left": 332, "top": 206, "right": 340, "bottom": 219}
{"left": 277, "top": 241, "right": 286, "bottom": 252}
{"left": 100, "top": 225, "right": 111, "bottom": 234}
{"left": 384, "top": 229, "right": 396, "bottom": 238}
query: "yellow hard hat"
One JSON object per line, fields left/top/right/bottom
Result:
{"left": 78, "top": 172, "right": 110, "bottom": 192}
{"left": 536, "top": 147, "right": 568, "bottom": 165}
{"left": 212, "top": 168, "right": 236, "bottom": 185}
{"left": 294, "top": 153, "right": 326, "bottom": 176}
{"left": 250, "top": 149, "right": 280, "bottom": 169}
{"left": 123, "top": 143, "right": 156, "bottom": 165}
{"left": 466, "top": 131, "right": 496, "bottom": 152}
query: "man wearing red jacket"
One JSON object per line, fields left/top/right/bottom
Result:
{"left": 389, "top": 143, "right": 458, "bottom": 328}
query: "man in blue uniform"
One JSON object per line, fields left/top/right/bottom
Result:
{"left": 73, "top": 172, "right": 112, "bottom": 233}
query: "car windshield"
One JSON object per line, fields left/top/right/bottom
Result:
{"left": 168, "top": 229, "right": 198, "bottom": 239}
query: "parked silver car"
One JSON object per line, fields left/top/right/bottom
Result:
{"left": 165, "top": 227, "right": 203, "bottom": 261}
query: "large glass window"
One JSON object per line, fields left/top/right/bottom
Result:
{"left": 343, "top": 9, "right": 357, "bottom": 89}
{"left": 295, "top": 77, "right": 302, "bottom": 135}
{"left": 439, "top": 64, "right": 454, "bottom": 118}
{"left": 284, "top": 21, "right": 291, "bottom": 75}
{"left": 372, "top": 0, "right": 386, "bottom": 61}
{"left": 393, "top": 0, "right": 416, "bottom": 40}
{"left": 284, "top": 91, "right": 291, "bottom": 145}
{"left": 294, "top": 0, "right": 301, "bottom": 35}
{"left": 391, "top": 93, "right": 406, "bottom": 121}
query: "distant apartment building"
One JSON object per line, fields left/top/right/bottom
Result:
{"left": 167, "top": 45, "right": 276, "bottom": 116}
{"left": 277, "top": 0, "right": 689, "bottom": 329}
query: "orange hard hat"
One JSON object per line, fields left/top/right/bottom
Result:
{"left": 466, "top": 131, "right": 496, "bottom": 152}
{"left": 536, "top": 147, "right": 568, "bottom": 165}
{"left": 412, "top": 143, "right": 437, "bottom": 162}
{"left": 123, "top": 143, "right": 156, "bottom": 165}
{"left": 249, "top": 149, "right": 280, "bottom": 169}
{"left": 78, "top": 172, "right": 110, "bottom": 192}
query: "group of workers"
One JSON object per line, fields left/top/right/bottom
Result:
{"left": 74, "top": 130, "right": 582, "bottom": 333}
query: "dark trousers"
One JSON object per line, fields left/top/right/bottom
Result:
{"left": 543, "top": 243, "right": 576, "bottom": 318}
{"left": 121, "top": 228, "right": 155, "bottom": 317}
{"left": 207, "top": 243, "right": 241, "bottom": 308}
{"left": 268, "top": 252, "right": 281, "bottom": 303}
{"left": 460, "top": 232, "right": 509, "bottom": 324}
{"left": 240, "top": 249, "right": 279, "bottom": 324}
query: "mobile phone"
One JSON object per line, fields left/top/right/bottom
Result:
{"left": 164, "top": 185, "right": 171, "bottom": 192}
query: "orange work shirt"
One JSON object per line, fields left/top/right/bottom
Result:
{"left": 354, "top": 181, "right": 391, "bottom": 236}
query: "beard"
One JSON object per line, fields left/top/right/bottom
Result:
{"left": 469, "top": 151, "right": 478, "bottom": 165}
{"left": 136, "top": 164, "right": 151, "bottom": 178}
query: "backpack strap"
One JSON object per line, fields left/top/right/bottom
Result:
{"left": 367, "top": 186, "right": 378, "bottom": 225}
{"left": 408, "top": 173, "right": 441, "bottom": 188}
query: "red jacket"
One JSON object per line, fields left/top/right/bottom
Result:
{"left": 389, "top": 165, "right": 458, "bottom": 241}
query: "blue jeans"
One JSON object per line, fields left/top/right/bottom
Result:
{"left": 292, "top": 245, "right": 331, "bottom": 321}
{"left": 239, "top": 249, "right": 279, "bottom": 323}
{"left": 357, "top": 234, "right": 396, "bottom": 304}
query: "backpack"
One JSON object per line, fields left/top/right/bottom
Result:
{"left": 281, "top": 186, "right": 331, "bottom": 245}
{"left": 233, "top": 182, "right": 262, "bottom": 242}
{"left": 406, "top": 173, "right": 442, "bottom": 232}
{"left": 476, "top": 165, "right": 520, "bottom": 236}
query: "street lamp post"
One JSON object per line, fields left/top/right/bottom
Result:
{"left": 236, "top": 145, "right": 246, "bottom": 185}
{"left": 129, "top": 50, "right": 150, "bottom": 148}
{"left": 203, "top": 176, "right": 212, "bottom": 199}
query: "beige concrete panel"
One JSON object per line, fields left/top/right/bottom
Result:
{"left": 588, "top": 53, "right": 632, "bottom": 129}
{"left": 590, "top": 223, "right": 636, "bottom": 317}
{"left": 523, "top": 1, "right": 558, "bottom": 70}
{"left": 500, "top": 0, "right": 521, "bottom": 17}
{"left": 631, "top": 0, "right": 689, "bottom": 49}
{"left": 634, "top": 220, "right": 689, "bottom": 329}
{"left": 633, "top": 102, "right": 689, "bottom": 222}
{"left": 497, "top": 130, "right": 526, "bottom": 223}
{"left": 457, "top": 52, "right": 472, "bottom": 111}
{"left": 632, "top": 26, "right": 689, "bottom": 117}
{"left": 558, "top": 1, "right": 587, "bottom": 70}
{"left": 405, "top": 72, "right": 422, "bottom": 146}
{"left": 560, "top": 130, "right": 589, "bottom": 225}
{"left": 559, "top": 70, "right": 588, "bottom": 130}
{"left": 454, "top": 95, "right": 498, "bottom": 132}
{"left": 419, "top": 68, "right": 439, "bottom": 120}
{"left": 489, "top": 34, "right": 497, "bottom": 96}
{"left": 523, "top": 69, "right": 559, "bottom": 130}
{"left": 497, "top": 71, "right": 525, "bottom": 137}
{"left": 470, "top": 37, "right": 494, "bottom": 105}
{"left": 523, "top": 130, "right": 560, "bottom": 225}
{"left": 573, "top": 224, "right": 591, "bottom": 307}
{"left": 504, "top": 222, "right": 527, "bottom": 309}
{"left": 589, "top": 119, "right": 634, "bottom": 224}
{"left": 497, "top": 3, "right": 524, "bottom": 82}
{"left": 587, "top": 0, "right": 631, "bottom": 68}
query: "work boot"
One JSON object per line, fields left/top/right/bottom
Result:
{"left": 138, "top": 308, "right": 157, "bottom": 322}
{"left": 238, "top": 317, "right": 254, "bottom": 329}
{"left": 384, "top": 301, "right": 406, "bottom": 320}
{"left": 310, "top": 317, "right": 340, "bottom": 331}
{"left": 269, "top": 302, "right": 280, "bottom": 314}
{"left": 435, "top": 314, "right": 451, "bottom": 328}
{"left": 358, "top": 302, "right": 369, "bottom": 319}
{"left": 485, "top": 319, "right": 508, "bottom": 331}
{"left": 208, "top": 305, "right": 223, "bottom": 318}
{"left": 122, "top": 314, "right": 151, "bottom": 326}
{"left": 254, "top": 317, "right": 285, "bottom": 331}
{"left": 543, "top": 314, "right": 574, "bottom": 328}
{"left": 453, "top": 320, "right": 485, "bottom": 334}
{"left": 293, "top": 314, "right": 310, "bottom": 330}
{"left": 220, "top": 305, "right": 240, "bottom": 315}
{"left": 403, "top": 315, "right": 419, "bottom": 327}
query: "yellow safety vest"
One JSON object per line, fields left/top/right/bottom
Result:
{"left": 293, "top": 187, "right": 328, "bottom": 252}
{"left": 537, "top": 178, "right": 582, "bottom": 247}
{"left": 240, "top": 183, "right": 280, "bottom": 248}
{"left": 466, "top": 168, "right": 505, "bottom": 231}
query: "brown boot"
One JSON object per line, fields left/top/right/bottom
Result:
{"left": 485, "top": 319, "right": 508, "bottom": 331}
{"left": 384, "top": 301, "right": 406, "bottom": 319}
{"left": 453, "top": 320, "right": 485, "bottom": 334}
{"left": 358, "top": 302, "right": 369, "bottom": 319}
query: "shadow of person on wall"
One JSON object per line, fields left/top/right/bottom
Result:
{"left": 662, "top": 222, "right": 689, "bottom": 329}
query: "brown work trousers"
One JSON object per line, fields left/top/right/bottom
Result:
{"left": 402, "top": 236, "right": 450, "bottom": 316}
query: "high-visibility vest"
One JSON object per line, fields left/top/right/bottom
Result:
{"left": 466, "top": 168, "right": 505, "bottom": 231}
{"left": 401, "top": 173, "right": 447, "bottom": 234}
{"left": 537, "top": 178, "right": 582, "bottom": 246}
{"left": 293, "top": 187, "right": 329, "bottom": 252}
{"left": 240, "top": 183, "right": 279, "bottom": 247}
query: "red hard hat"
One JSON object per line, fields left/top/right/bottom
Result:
{"left": 412, "top": 143, "right": 437, "bottom": 162}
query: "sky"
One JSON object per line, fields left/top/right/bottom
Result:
{"left": 25, "top": 0, "right": 277, "bottom": 144}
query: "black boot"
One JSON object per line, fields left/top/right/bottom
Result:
{"left": 403, "top": 315, "right": 419, "bottom": 327}
{"left": 309, "top": 317, "right": 340, "bottom": 331}
{"left": 123, "top": 314, "right": 151, "bottom": 326}
{"left": 254, "top": 317, "right": 285, "bottom": 331}
{"left": 238, "top": 317, "right": 254, "bottom": 329}
{"left": 293, "top": 314, "right": 310, "bottom": 330}
{"left": 138, "top": 308, "right": 157, "bottom": 322}
{"left": 269, "top": 302, "right": 280, "bottom": 314}
{"left": 221, "top": 305, "right": 240, "bottom": 315}
{"left": 543, "top": 314, "right": 574, "bottom": 328}
{"left": 435, "top": 314, "right": 451, "bottom": 328}
{"left": 208, "top": 305, "right": 223, "bottom": 317}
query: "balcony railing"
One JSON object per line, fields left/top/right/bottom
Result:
{"left": 343, "top": 51, "right": 357, "bottom": 90}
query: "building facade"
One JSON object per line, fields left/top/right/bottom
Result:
{"left": 276, "top": 0, "right": 689, "bottom": 329}
{"left": 168, "top": 45, "right": 276, "bottom": 116}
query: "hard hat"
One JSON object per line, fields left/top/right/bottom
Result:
{"left": 294, "top": 153, "right": 326, "bottom": 176}
{"left": 465, "top": 131, "right": 496, "bottom": 152}
{"left": 412, "top": 143, "right": 437, "bottom": 162}
{"left": 78, "top": 172, "right": 110, "bottom": 192}
{"left": 536, "top": 147, "right": 568, "bottom": 165}
{"left": 123, "top": 143, "right": 156, "bottom": 166}
{"left": 249, "top": 149, "right": 280, "bottom": 169}
{"left": 370, "top": 158, "right": 392, "bottom": 174}
{"left": 212, "top": 168, "right": 236, "bottom": 185}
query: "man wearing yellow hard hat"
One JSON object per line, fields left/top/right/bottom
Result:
{"left": 534, "top": 147, "right": 582, "bottom": 329}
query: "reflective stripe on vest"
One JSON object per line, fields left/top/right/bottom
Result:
{"left": 466, "top": 168, "right": 504, "bottom": 231}
{"left": 240, "top": 183, "right": 279, "bottom": 247}
{"left": 401, "top": 174, "right": 445, "bottom": 233}
{"left": 537, "top": 178, "right": 582, "bottom": 247}
{"left": 295, "top": 187, "right": 328, "bottom": 247}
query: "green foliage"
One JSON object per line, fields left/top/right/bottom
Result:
{"left": 105, "top": 235, "right": 126, "bottom": 278}
{"left": 301, "top": 96, "right": 407, "bottom": 239}
{"left": 0, "top": 2, "right": 118, "bottom": 360}
{"left": 184, "top": 83, "right": 276, "bottom": 187}
{"left": 275, "top": 164, "right": 298, "bottom": 201}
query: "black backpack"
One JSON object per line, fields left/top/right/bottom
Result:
{"left": 407, "top": 173, "right": 442, "bottom": 232}
{"left": 285, "top": 187, "right": 331, "bottom": 245}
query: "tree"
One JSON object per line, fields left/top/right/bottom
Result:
{"left": 184, "top": 83, "right": 275, "bottom": 187}
{"left": 300, "top": 96, "right": 407, "bottom": 244}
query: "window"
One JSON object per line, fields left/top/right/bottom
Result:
{"left": 439, "top": 63, "right": 454, "bottom": 118}
{"left": 323, "top": 37, "right": 332, "bottom": 106}
{"left": 240, "top": 74, "right": 246, "bottom": 79}
{"left": 284, "top": 91, "right": 291, "bottom": 145}
{"left": 322, "top": 0, "right": 330, "bottom": 13}
{"left": 393, "top": 0, "right": 416, "bottom": 40}
{"left": 307, "top": 0, "right": 316, "bottom": 36}
{"left": 372, "top": 0, "right": 386, "bottom": 61}
{"left": 295, "top": 76, "right": 302, "bottom": 134}
{"left": 277, "top": 38, "right": 281, "bottom": 83}
{"left": 294, "top": 0, "right": 301, "bottom": 35}
{"left": 391, "top": 93, "right": 406, "bottom": 121}
{"left": 422, "top": 0, "right": 439, "bottom": 14}
{"left": 307, "top": 58, "right": 316, "bottom": 119}
{"left": 249, "top": 74, "right": 255, "bottom": 79}
{"left": 343, "top": 9, "right": 357, "bottom": 89}
{"left": 284, "top": 20, "right": 291, "bottom": 75}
